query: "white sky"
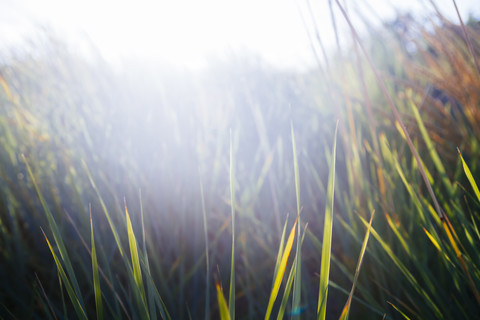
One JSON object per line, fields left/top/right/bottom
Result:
{"left": 0, "top": 0, "right": 479, "bottom": 70}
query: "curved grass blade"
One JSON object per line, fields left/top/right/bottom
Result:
{"left": 317, "top": 121, "right": 338, "bottom": 320}
{"left": 90, "top": 212, "right": 103, "bottom": 320}
{"left": 339, "top": 210, "right": 375, "bottom": 320}
{"left": 265, "top": 218, "right": 298, "bottom": 320}
{"left": 42, "top": 229, "right": 87, "bottom": 320}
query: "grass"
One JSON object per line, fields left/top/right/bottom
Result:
{"left": 0, "top": 2, "right": 480, "bottom": 319}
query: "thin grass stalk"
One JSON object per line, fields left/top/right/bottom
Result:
{"left": 228, "top": 130, "right": 236, "bottom": 320}
{"left": 22, "top": 154, "right": 84, "bottom": 308}
{"left": 82, "top": 160, "right": 125, "bottom": 257}
{"left": 277, "top": 224, "right": 308, "bottom": 320}
{"left": 199, "top": 180, "right": 210, "bottom": 320}
{"left": 451, "top": 0, "right": 480, "bottom": 79}
{"left": 387, "top": 301, "right": 412, "bottom": 320}
{"left": 139, "top": 190, "right": 157, "bottom": 320}
{"left": 291, "top": 123, "right": 302, "bottom": 317}
{"left": 339, "top": 210, "right": 375, "bottom": 320}
{"left": 90, "top": 210, "right": 103, "bottom": 320}
{"left": 333, "top": 0, "right": 445, "bottom": 222}
{"left": 42, "top": 229, "right": 88, "bottom": 320}
{"left": 64, "top": 211, "right": 132, "bottom": 320}
{"left": 317, "top": 121, "right": 338, "bottom": 320}
{"left": 35, "top": 273, "right": 58, "bottom": 320}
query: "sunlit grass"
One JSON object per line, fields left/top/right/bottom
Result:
{"left": 0, "top": 2, "right": 480, "bottom": 319}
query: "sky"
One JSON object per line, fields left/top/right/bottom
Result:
{"left": 0, "top": 0, "right": 479, "bottom": 70}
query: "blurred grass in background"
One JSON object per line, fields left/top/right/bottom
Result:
{"left": 1, "top": 3, "right": 480, "bottom": 319}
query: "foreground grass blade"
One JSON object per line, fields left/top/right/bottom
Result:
{"left": 458, "top": 148, "right": 480, "bottom": 202}
{"left": 90, "top": 212, "right": 103, "bottom": 320}
{"left": 42, "top": 229, "right": 87, "bottom": 320}
{"left": 229, "top": 130, "right": 236, "bottom": 320}
{"left": 339, "top": 210, "right": 375, "bottom": 320}
{"left": 216, "top": 283, "right": 232, "bottom": 320}
{"left": 125, "top": 201, "right": 149, "bottom": 316}
{"left": 265, "top": 218, "right": 298, "bottom": 320}
{"left": 291, "top": 123, "right": 302, "bottom": 315}
{"left": 139, "top": 190, "right": 157, "bottom": 320}
{"left": 317, "top": 121, "right": 338, "bottom": 320}
{"left": 23, "top": 154, "right": 84, "bottom": 308}
{"left": 277, "top": 224, "right": 308, "bottom": 320}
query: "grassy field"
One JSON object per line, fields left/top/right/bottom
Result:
{"left": 1, "top": 2, "right": 480, "bottom": 319}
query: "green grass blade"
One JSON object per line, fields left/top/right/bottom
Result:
{"left": 229, "top": 130, "right": 236, "bottom": 320}
{"left": 339, "top": 210, "right": 375, "bottom": 320}
{"left": 23, "top": 154, "right": 84, "bottom": 308}
{"left": 82, "top": 159, "right": 125, "bottom": 257}
{"left": 42, "top": 229, "right": 87, "bottom": 320}
{"left": 90, "top": 212, "right": 103, "bottom": 320}
{"left": 277, "top": 224, "right": 308, "bottom": 320}
{"left": 200, "top": 180, "right": 211, "bottom": 320}
{"left": 216, "top": 283, "right": 232, "bottom": 320}
{"left": 277, "top": 262, "right": 296, "bottom": 320}
{"left": 265, "top": 218, "right": 298, "bottom": 320}
{"left": 458, "top": 148, "right": 480, "bottom": 202}
{"left": 291, "top": 123, "right": 302, "bottom": 315}
{"left": 141, "top": 260, "right": 172, "bottom": 320}
{"left": 317, "top": 121, "right": 338, "bottom": 320}
{"left": 409, "top": 94, "right": 454, "bottom": 195}
{"left": 387, "top": 301, "right": 412, "bottom": 320}
{"left": 125, "top": 201, "right": 148, "bottom": 310}
{"left": 139, "top": 189, "right": 157, "bottom": 320}
{"left": 357, "top": 215, "right": 442, "bottom": 318}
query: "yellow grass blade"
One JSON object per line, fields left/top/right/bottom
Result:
{"left": 216, "top": 283, "right": 232, "bottom": 320}
{"left": 264, "top": 218, "right": 297, "bottom": 320}
{"left": 125, "top": 201, "right": 146, "bottom": 303}
{"left": 458, "top": 148, "right": 480, "bottom": 202}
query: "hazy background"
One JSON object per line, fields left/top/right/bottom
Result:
{"left": 1, "top": 0, "right": 478, "bottom": 70}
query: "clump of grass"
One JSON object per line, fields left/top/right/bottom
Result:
{"left": 1, "top": 3, "right": 480, "bottom": 319}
